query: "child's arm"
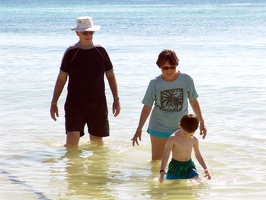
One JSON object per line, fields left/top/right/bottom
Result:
{"left": 159, "top": 137, "right": 173, "bottom": 183}
{"left": 193, "top": 138, "right": 211, "bottom": 180}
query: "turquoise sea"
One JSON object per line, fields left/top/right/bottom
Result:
{"left": 0, "top": 0, "right": 266, "bottom": 199}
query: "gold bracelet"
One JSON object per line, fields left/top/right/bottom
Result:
{"left": 137, "top": 129, "right": 142, "bottom": 132}
{"left": 51, "top": 102, "right": 57, "bottom": 106}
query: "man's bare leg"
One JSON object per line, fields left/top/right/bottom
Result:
{"left": 90, "top": 135, "right": 103, "bottom": 144}
{"left": 65, "top": 131, "right": 80, "bottom": 147}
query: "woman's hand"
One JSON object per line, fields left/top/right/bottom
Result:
{"left": 131, "top": 129, "right": 142, "bottom": 146}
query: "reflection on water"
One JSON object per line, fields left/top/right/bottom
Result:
{"left": 44, "top": 142, "right": 211, "bottom": 200}
{"left": 144, "top": 161, "right": 210, "bottom": 200}
{"left": 50, "top": 143, "right": 117, "bottom": 199}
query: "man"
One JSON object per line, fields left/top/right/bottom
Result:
{"left": 50, "top": 16, "right": 121, "bottom": 146}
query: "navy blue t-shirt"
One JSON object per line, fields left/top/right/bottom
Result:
{"left": 60, "top": 43, "right": 113, "bottom": 103}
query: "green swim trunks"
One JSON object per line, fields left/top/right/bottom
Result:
{"left": 166, "top": 158, "right": 198, "bottom": 180}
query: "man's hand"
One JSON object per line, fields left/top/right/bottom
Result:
{"left": 50, "top": 104, "right": 59, "bottom": 121}
{"left": 112, "top": 98, "right": 121, "bottom": 117}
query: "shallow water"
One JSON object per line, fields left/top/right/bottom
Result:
{"left": 1, "top": 0, "right": 266, "bottom": 199}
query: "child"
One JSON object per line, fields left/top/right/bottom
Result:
{"left": 159, "top": 114, "right": 211, "bottom": 183}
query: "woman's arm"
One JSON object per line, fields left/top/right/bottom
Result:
{"left": 131, "top": 105, "right": 152, "bottom": 146}
{"left": 190, "top": 99, "right": 207, "bottom": 139}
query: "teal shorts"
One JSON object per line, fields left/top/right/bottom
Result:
{"left": 147, "top": 128, "right": 175, "bottom": 138}
{"left": 166, "top": 158, "right": 198, "bottom": 180}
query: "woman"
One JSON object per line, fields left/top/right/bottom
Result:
{"left": 131, "top": 49, "right": 207, "bottom": 160}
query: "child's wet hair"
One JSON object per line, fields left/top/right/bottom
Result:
{"left": 180, "top": 114, "right": 199, "bottom": 133}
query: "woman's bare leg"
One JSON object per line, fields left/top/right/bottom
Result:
{"left": 150, "top": 135, "right": 168, "bottom": 161}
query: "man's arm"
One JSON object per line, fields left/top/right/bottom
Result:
{"left": 50, "top": 71, "right": 68, "bottom": 121}
{"left": 106, "top": 70, "right": 120, "bottom": 117}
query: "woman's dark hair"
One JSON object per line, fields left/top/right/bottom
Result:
{"left": 156, "top": 49, "right": 179, "bottom": 68}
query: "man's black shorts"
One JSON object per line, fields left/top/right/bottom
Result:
{"left": 64, "top": 96, "right": 109, "bottom": 137}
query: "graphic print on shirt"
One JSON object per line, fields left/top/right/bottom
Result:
{"left": 160, "top": 88, "right": 183, "bottom": 112}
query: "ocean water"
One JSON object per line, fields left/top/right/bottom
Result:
{"left": 0, "top": 0, "right": 266, "bottom": 199}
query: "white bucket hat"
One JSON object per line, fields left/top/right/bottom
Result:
{"left": 71, "top": 16, "right": 100, "bottom": 32}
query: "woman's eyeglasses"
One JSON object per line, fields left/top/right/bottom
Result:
{"left": 161, "top": 66, "right": 176, "bottom": 70}
{"left": 81, "top": 31, "right": 95, "bottom": 35}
